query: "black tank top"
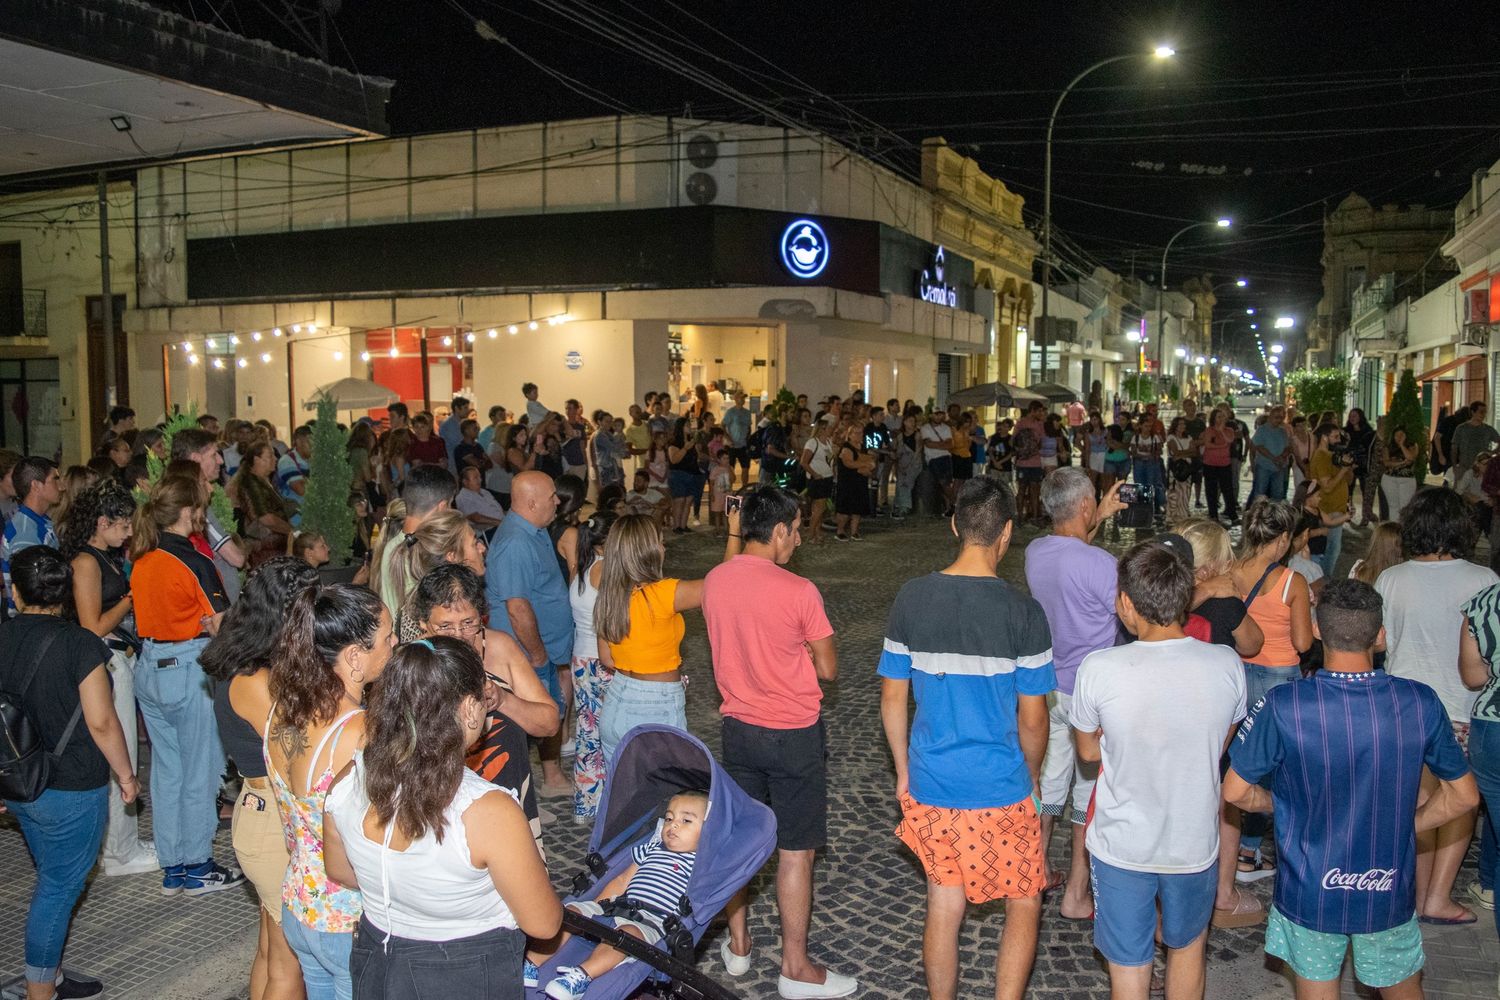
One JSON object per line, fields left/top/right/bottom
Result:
{"left": 82, "top": 546, "right": 134, "bottom": 642}
{"left": 211, "top": 676, "right": 268, "bottom": 779}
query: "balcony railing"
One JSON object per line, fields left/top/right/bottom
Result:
{"left": 0, "top": 289, "right": 46, "bottom": 339}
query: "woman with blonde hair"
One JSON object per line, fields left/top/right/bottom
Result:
{"left": 129, "top": 474, "right": 239, "bottom": 897}
{"left": 379, "top": 507, "right": 487, "bottom": 640}
{"left": 51, "top": 464, "right": 98, "bottom": 533}
{"left": 1178, "top": 517, "right": 1269, "bottom": 930}
{"left": 1350, "top": 519, "right": 1403, "bottom": 584}
{"left": 593, "top": 514, "right": 711, "bottom": 760}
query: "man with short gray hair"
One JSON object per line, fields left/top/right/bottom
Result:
{"left": 1023, "top": 467, "right": 1125, "bottom": 918}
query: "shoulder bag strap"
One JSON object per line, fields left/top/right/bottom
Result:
{"left": 15, "top": 624, "right": 78, "bottom": 756}
{"left": 1243, "top": 562, "right": 1280, "bottom": 609}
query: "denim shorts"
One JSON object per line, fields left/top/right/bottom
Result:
{"left": 1266, "top": 907, "right": 1423, "bottom": 987}
{"left": 536, "top": 662, "right": 566, "bottom": 717}
{"left": 668, "top": 469, "right": 699, "bottom": 498}
{"left": 599, "top": 672, "right": 687, "bottom": 762}
{"left": 1090, "top": 857, "right": 1217, "bottom": 966}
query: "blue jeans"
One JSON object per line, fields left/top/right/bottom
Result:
{"left": 133, "top": 637, "right": 222, "bottom": 868}
{"left": 1131, "top": 458, "right": 1165, "bottom": 514}
{"left": 1241, "top": 663, "right": 1301, "bottom": 851}
{"left": 282, "top": 907, "right": 354, "bottom": 1000}
{"left": 1319, "top": 525, "right": 1343, "bottom": 579}
{"left": 1250, "top": 464, "right": 1288, "bottom": 503}
{"left": 1470, "top": 718, "right": 1500, "bottom": 945}
{"left": 4, "top": 786, "right": 108, "bottom": 984}
{"left": 598, "top": 673, "right": 687, "bottom": 763}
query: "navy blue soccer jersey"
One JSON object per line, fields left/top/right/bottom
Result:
{"left": 1230, "top": 670, "right": 1469, "bottom": 934}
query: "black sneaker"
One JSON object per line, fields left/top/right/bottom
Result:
{"left": 53, "top": 971, "right": 104, "bottom": 999}
{"left": 180, "top": 860, "right": 246, "bottom": 896}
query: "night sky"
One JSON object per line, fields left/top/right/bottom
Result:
{"left": 160, "top": 0, "right": 1500, "bottom": 362}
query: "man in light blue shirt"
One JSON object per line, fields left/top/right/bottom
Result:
{"left": 1249, "top": 405, "right": 1291, "bottom": 502}
{"left": 723, "top": 392, "right": 753, "bottom": 490}
{"left": 485, "top": 470, "right": 572, "bottom": 792}
{"left": 438, "top": 395, "right": 471, "bottom": 471}
{"left": 1, "top": 457, "right": 60, "bottom": 611}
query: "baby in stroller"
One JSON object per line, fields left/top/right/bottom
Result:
{"left": 527, "top": 790, "right": 708, "bottom": 999}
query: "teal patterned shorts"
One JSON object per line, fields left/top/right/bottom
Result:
{"left": 1266, "top": 907, "right": 1424, "bottom": 988}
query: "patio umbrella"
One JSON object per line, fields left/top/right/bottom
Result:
{"left": 1027, "top": 381, "right": 1080, "bottom": 404}
{"left": 946, "top": 381, "right": 1046, "bottom": 409}
{"left": 302, "top": 377, "right": 400, "bottom": 411}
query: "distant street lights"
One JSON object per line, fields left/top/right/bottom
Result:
{"left": 1157, "top": 217, "right": 1232, "bottom": 384}
{"left": 1039, "top": 44, "right": 1175, "bottom": 381}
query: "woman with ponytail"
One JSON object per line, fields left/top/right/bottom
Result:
{"left": 129, "top": 474, "right": 240, "bottom": 898}
{"left": 266, "top": 583, "right": 394, "bottom": 1000}
{"left": 61, "top": 480, "right": 153, "bottom": 878}
{"left": 201, "top": 557, "right": 320, "bottom": 1000}
{"left": 568, "top": 510, "right": 615, "bottom": 821}
{"left": 323, "top": 638, "right": 561, "bottom": 999}
{"left": 382, "top": 508, "right": 485, "bottom": 641}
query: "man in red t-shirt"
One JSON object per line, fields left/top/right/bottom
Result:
{"left": 702, "top": 487, "right": 855, "bottom": 998}
{"left": 406, "top": 413, "right": 449, "bottom": 468}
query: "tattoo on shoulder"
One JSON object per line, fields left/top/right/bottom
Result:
{"left": 272, "top": 722, "right": 308, "bottom": 762}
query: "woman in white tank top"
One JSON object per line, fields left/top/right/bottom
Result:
{"left": 569, "top": 513, "right": 615, "bottom": 824}
{"left": 324, "top": 637, "right": 560, "bottom": 1000}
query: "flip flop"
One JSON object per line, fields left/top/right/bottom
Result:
{"left": 1418, "top": 911, "right": 1478, "bottom": 926}
{"left": 1058, "top": 907, "right": 1095, "bottom": 922}
{"left": 1212, "top": 889, "right": 1267, "bottom": 929}
{"left": 1041, "top": 870, "right": 1066, "bottom": 895}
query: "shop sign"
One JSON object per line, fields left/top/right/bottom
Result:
{"left": 565, "top": 351, "right": 584, "bottom": 370}
{"left": 917, "top": 245, "right": 958, "bottom": 308}
{"left": 780, "top": 219, "right": 829, "bottom": 279}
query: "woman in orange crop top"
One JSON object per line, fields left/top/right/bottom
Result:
{"left": 1228, "top": 498, "right": 1313, "bottom": 883}
{"left": 592, "top": 513, "right": 709, "bottom": 762}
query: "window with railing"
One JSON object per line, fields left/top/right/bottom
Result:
{"left": 0, "top": 289, "right": 46, "bottom": 339}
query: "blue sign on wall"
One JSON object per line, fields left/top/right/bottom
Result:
{"left": 565, "top": 350, "right": 583, "bottom": 370}
{"left": 780, "top": 219, "right": 829, "bottom": 279}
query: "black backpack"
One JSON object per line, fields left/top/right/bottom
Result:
{"left": 0, "top": 627, "right": 75, "bottom": 803}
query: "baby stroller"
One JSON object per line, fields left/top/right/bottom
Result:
{"left": 529, "top": 725, "right": 777, "bottom": 1000}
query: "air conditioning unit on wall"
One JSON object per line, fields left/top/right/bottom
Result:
{"left": 677, "top": 130, "right": 737, "bottom": 207}
{"left": 1460, "top": 323, "right": 1492, "bottom": 350}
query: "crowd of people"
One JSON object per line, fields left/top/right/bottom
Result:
{"left": 2, "top": 379, "right": 1500, "bottom": 1000}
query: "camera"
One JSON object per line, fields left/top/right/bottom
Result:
{"left": 1329, "top": 442, "right": 1355, "bottom": 467}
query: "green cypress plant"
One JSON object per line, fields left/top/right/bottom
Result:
{"left": 1387, "top": 368, "right": 1427, "bottom": 475}
{"left": 299, "top": 395, "right": 355, "bottom": 565}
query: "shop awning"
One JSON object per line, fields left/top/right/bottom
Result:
{"left": 1416, "top": 354, "right": 1483, "bottom": 382}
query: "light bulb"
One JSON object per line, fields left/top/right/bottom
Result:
{"left": 252, "top": 331, "right": 262, "bottom": 342}
{"left": 333, "top": 351, "right": 343, "bottom": 361}
{"left": 466, "top": 332, "right": 475, "bottom": 343}
{"left": 529, "top": 321, "right": 539, "bottom": 330}
{"left": 360, "top": 351, "right": 371, "bottom": 362}
{"left": 455, "top": 352, "right": 464, "bottom": 361}
{"left": 291, "top": 324, "right": 301, "bottom": 333}
{"left": 260, "top": 352, "right": 272, "bottom": 363}
{"left": 389, "top": 347, "right": 399, "bottom": 358}
{"left": 488, "top": 328, "right": 498, "bottom": 338}
{"left": 442, "top": 336, "right": 452, "bottom": 347}
{"left": 181, "top": 340, "right": 192, "bottom": 350}
{"left": 230, "top": 335, "right": 240, "bottom": 346}
{"left": 206, "top": 338, "right": 216, "bottom": 349}
{"left": 212, "top": 358, "right": 224, "bottom": 369}
{"left": 508, "top": 325, "right": 518, "bottom": 335}
{"left": 272, "top": 327, "right": 283, "bottom": 337}
{"left": 187, "top": 354, "right": 198, "bottom": 365}
{"left": 307, "top": 323, "right": 317, "bottom": 333}
{"left": 237, "top": 358, "right": 248, "bottom": 368}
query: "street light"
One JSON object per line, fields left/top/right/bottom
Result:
{"left": 1236, "top": 278, "right": 1247, "bottom": 288}
{"left": 1271, "top": 343, "right": 1284, "bottom": 354}
{"left": 1039, "top": 43, "right": 1175, "bottom": 381}
{"left": 1274, "top": 316, "right": 1295, "bottom": 329}
{"left": 1158, "top": 217, "right": 1232, "bottom": 386}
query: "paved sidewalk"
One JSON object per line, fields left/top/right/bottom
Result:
{"left": 1, "top": 512, "right": 1496, "bottom": 998}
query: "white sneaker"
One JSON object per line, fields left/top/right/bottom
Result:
{"left": 102, "top": 841, "right": 159, "bottom": 877}
{"left": 720, "top": 939, "right": 751, "bottom": 977}
{"left": 777, "top": 971, "right": 857, "bottom": 999}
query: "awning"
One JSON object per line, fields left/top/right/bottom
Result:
{"left": 1416, "top": 353, "right": 1484, "bottom": 382}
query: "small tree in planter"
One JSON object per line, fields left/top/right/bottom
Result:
{"left": 1387, "top": 368, "right": 1427, "bottom": 475}
{"left": 137, "top": 403, "right": 237, "bottom": 533}
{"left": 1286, "top": 367, "right": 1351, "bottom": 419}
{"left": 299, "top": 395, "right": 356, "bottom": 569}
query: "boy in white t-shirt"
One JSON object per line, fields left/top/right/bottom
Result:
{"left": 1071, "top": 541, "right": 1247, "bottom": 998}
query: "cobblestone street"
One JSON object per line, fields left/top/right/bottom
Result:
{"left": 2, "top": 511, "right": 1496, "bottom": 999}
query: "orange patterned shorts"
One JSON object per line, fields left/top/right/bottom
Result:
{"left": 896, "top": 792, "right": 1044, "bottom": 903}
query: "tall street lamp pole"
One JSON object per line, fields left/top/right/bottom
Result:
{"left": 1157, "top": 217, "right": 1231, "bottom": 396}
{"left": 1040, "top": 45, "right": 1174, "bottom": 384}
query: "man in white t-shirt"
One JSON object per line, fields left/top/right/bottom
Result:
{"left": 1071, "top": 541, "right": 1246, "bottom": 998}
{"left": 1375, "top": 485, "right": 1498, "bottom": 924}
{"left": 919, "top": 411, "right": 956, "bottom": 516}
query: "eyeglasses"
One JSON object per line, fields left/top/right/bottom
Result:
{"left": 432, "top": 620, "right": 484, "bottom": 637}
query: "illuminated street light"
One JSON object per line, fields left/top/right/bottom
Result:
{"left": 1235, "top": 279, "right": 1247, "bottom": 287}
{"left": 1195, "top": 355, "right": 1206, "bottom": 365}
{"left": 1215, "top": 218, "right": 1232, "bottom": 228}
{"left": 1154, "top": 44, "right": 1176, "bottom": 58}
{"left": 1175, "top": 346, "right": 1188, "bottom": 358}
{"left": 1274, "top": 316, "right": 1295, "bottom": 329}
{"left": 1271, "top": 344, "right": 1284, "bottom": 354}
{"left": 1246, "top": 308, "right": 1255, "bottom": 315}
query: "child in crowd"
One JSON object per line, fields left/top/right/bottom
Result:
{"left": 708, "top": 450, "right": 733, "bottom": 535}
{"left": 1071, "top": 541, "right": 1247, "bottom": 998}
{"left": 292, "top": 530, "right": 330, "bottom": 568}
{"left": 1225, "top": 579, "right": 1477, "bottom": 999}
{"left": 1288, "top": 511, "right": 1326, "bottom": 604}
{"left": 646, "top": 430, "right": 671, "bottom": 491}
{"left": 529, "top": 791, "right": 708, "bottom": 999}
{"left": 454, "top": 418, "right": 489, "bottom": 474}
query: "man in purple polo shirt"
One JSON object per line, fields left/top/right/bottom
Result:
{"left": 1023, "top": 467, "right": 1124, "bottom": 918}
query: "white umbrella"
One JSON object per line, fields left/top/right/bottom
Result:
{"left": 302, "top": 377, "right": 400, "bottom": 411}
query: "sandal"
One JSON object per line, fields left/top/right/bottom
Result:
{"left": 1236, "top": 850, "right": 1276, "bottom": 883}
{"left": 1211, "top": 887, "right": 1267, "bottom": 928}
